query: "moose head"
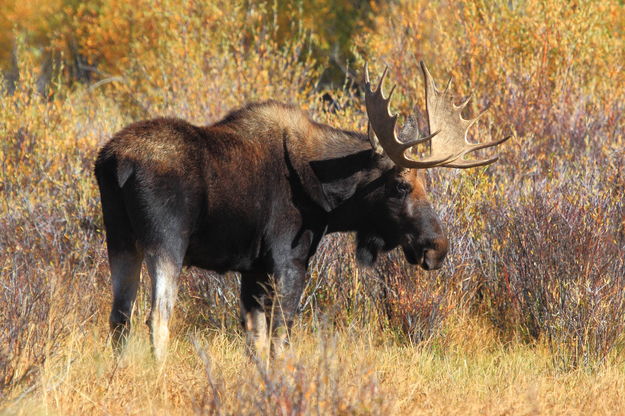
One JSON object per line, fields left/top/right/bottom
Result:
{"left": 328, "top": 62, "right": 510, "bottom": 271}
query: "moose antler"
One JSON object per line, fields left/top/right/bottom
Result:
{"left": 364, "top": 64, "right": 453, "bottom": 168}
{"left": 364, "top": 62, "right": 510, "bottom": 169}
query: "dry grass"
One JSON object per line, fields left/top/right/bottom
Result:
{"left": 2, "top": 0, "right": 625, "bottom": 414}
{"left": 3, "top": 315, "right": 625, "bottom": 415}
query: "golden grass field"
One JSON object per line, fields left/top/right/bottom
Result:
{"left": 6, "top": 315, "right": 625, "bottom": 415}
{"left": 1, "top": 0, "right": 624, "bottom": 414}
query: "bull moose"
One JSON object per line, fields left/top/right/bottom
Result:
{"left": 94, "top": 62, "right": 509, "bottom": 360}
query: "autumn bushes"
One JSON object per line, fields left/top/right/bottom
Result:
{"left": 462, "top": 164, "right": 624, "bottom": 369}
{"left": 0, "top": 68, "right": 110, "bottom": 396}
{"left": 296, "top": 161, "right": 625, "bottom": 370}
{"left": 355, "top": 0, "right": 625, "bottom": 367}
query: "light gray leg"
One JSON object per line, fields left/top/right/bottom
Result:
{"left": 240, "top": 272, "right": 271, "bottom": 360}
{"left": 268, "top": 230, "right": 314, "bottom": 357}
{"left": 269, "top": 266, "right": 306, "bottom": 357}
{"left": 145, "top": 253, "right": 181, "bottom": 362}
{"left": 244, "top": 309, "right": 270, "bottom": 360}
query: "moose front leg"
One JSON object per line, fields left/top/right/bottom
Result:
{"left": 240, "top": 229, "right": 313, "bottom": 359}
{"left": 240, "top": 265, "right": 306, "bottom": 360}
{"left": 240, "top": 272, "right": 271, "bottom": 359}
{"left": 270, "top": 259, "right": 307, "bottom": 355}
{"left": 268, "top": 228, "right": 314, "bottom": 356}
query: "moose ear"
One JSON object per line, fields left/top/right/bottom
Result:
{"left": 308, "top": 151, "right": 373, "bottom": 208}
{"left": 284, "top": 132, "right": 374, "bottom": 212}
{"left": 283, "top": 136, "right": 333, "bottom": 212}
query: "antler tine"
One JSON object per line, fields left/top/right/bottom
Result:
{"left": 454, "top": 93, "right": 473, "bottom": 110}
{"left": 443, "top": 135, "right": 512, "bottom": 168}
{"left": 420, "top": 61, "right": 509, "bottom": 168}
{"left": 364, "top": 63, "right": 453, "bottom": 168}
{"left": 378, "top": 66, "right": 389, "bottom": 95}
{"left": 443, "top": 77, "right": 452, "bottom": 94}
{"left": 443, "top": 156, "right": 500, "bottom": 169}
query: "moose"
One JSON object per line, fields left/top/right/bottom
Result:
{"left": 95, "top": 62, "right": 509, "bottom": 360}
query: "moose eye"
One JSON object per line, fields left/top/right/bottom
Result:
{"left": 389, "top": 182, "right": 411, "bottom": 197}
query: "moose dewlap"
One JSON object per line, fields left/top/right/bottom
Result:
{"left": 94, "top": 62, "right": 509, "bottom": 360}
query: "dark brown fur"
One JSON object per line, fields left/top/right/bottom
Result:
{"left": 94, "top": 100, "right": 448, "bottom": 357}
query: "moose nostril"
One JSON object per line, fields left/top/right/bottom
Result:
{"left": 423, "top": 249, "right": 444, "bottom": 270}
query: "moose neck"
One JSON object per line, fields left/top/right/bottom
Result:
{"left": 324, "top": 172, "right": 392, "bottom": 232}
{"left": 307, "top": 129, "right": 395, "bottom": 233}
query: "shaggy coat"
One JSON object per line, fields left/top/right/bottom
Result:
{"left": 95, "top": 101, "right": 448, "bottom": 358}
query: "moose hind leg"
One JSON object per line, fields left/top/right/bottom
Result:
{"left": 145, "top": 252, "right": 182, "bottom": 362}
{"left": 109, "top": 248, "right": 143, "bottom": 354}
{"left": 96, "top": 159, "right": 143, "bottom": 354}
